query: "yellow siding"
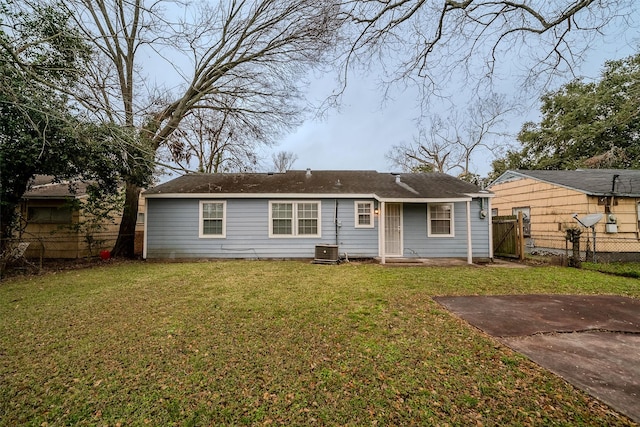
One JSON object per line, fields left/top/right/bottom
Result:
{"left": 18, "top": 193, "right": 146, "bottom": 259}
{"left": 491, "top": 177, "right": 640, "bottom": 252}
{"left": 19, "top": 200, "right": 80, "bottom": 259}
{"left": 75, "top": 209, "right": 120, "bottom": 258}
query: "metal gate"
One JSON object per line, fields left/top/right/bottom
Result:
{"left": 492, "top": 213, "right": 524, "bottom": 259}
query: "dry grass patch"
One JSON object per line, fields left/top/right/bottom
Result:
{"left": 1, "top": 261, "right": 638, "bottom": 426}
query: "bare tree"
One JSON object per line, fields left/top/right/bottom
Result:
{"left": 455, "top": 93, "right": 515, "bottom": 175}
{"left": 387, "top": 94, "right": 514, "bottom": 179}
{"left": 162, "top": 110, "right": 257, "bottom": 174}
{"left": 342, "top": 1, "right": 636, "bottom": 97}
{"left": 60, "top": 0, "right": 342, "bottom": 257}
{"left": 271, "top": 151, "right": 298, "bottom": 172}
{"left": 387, "top": 116, "right": 461, "bottom": 173}
{"left": 162, "top": 90, "right": 299, "bottom": 173}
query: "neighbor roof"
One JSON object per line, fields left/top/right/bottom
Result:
{"left": 490, "top": 169, "right": 640, "bottom": 197}
{"left": 145, "top": 170, "right": 488, "bottom": 200}
{"left": 23, "top": 176, "right": 90, "bottom": 199}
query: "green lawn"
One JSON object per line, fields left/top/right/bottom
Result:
{"left": 1, "top": 261, "right": 638, "bottom": 426}
{"left": 583, "top": 262, "right": 640, "bottom": 279}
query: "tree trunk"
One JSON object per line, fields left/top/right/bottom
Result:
{"left": 111, "top": 181, "right": 142, "bottom": 258}
{"left": 0, "top": 203, "right": 17, "bottom": 255}
{"left": 1, "top": 173, "right": 32, "bottom": 255}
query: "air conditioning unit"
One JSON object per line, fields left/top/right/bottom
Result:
{"left": 313, "top": 244, "right": 339, "bottom": 264}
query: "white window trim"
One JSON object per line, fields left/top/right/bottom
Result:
{"left": 268, "top": 200, "right": 322, "bottom": 238}
{"left": 354, "top": 201, "right": 374, "bottom": 228}
{"left": 199, "top": 200, "right": 226, "bottom": 238}
{"left": 427, "top": 203, "right": 455, "bottom": 238}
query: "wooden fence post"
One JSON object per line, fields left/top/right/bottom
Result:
{"left": 517, "top": 211, "right": 525, "bottom": 261}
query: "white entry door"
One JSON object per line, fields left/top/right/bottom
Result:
{"left": 384, "top": 203, "right": 402, "bottom": 256}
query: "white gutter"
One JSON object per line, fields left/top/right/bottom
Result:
{"left": 466, "top": 200, "right": 473, "bottom": 264}
{"left": 375, "top": 197, "right": 472, "bottom": 203}
{"left": 466, "top": 192, "right": 495, "bottom": 198}
{"left": 144, "top": 192, "right": 475, "bottom": 204}
{"left": 144, "top": 192, "right": 378, "bottom": 199}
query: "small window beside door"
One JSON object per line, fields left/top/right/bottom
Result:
{"left": 354, "top": 201, "right": 374, "bottom": 228}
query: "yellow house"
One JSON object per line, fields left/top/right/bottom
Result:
{"left": 489, "top": 169, "right": 640, "bottom": 262}
{"left": 17, "top": 176, "right": 145, "bottom": 259}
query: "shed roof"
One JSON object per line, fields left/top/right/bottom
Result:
{"left": 490, "top": 169, "right": 640, "bottom": 197}
{"left": 145, "top": 170, "right": 488, "bottom": 200}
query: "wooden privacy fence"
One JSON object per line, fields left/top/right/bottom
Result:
{"left": 492, "top": 213, "right": 525, "bottom": 260}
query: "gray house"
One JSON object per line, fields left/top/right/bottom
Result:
{"left": 143, "top": 170, "right": 493, "bottom": 263}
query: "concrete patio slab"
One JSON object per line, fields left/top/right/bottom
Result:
{"left": 433, "top": 295, "right": 640, "bottom": 423}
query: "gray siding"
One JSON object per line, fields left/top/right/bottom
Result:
{"left": 146, "top": 197, "right": 491, "bottom": 259}
{"left": 402, "top": 201, "right": 490, "bottom": 258}
{"left": 146, "top": 198, "right": 378, "bottom": 259}
{"left": 334, "top": 200, "right": 379, "bottom": 258}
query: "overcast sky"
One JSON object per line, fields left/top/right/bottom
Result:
{"left": 149, "top": 4, "right": 639, "bottom": 180}
{"left": 263, "top": 35, "right": 638, "bottom": 177}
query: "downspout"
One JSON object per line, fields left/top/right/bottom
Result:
{"left": 380, "top": 201, "right": 386, "bottom": 264}
{"left": 142, "top": 196, "right": 148, "bottom": 260}
{"left": 466, "top": 200, "right": 473, "bottom": 264}
{"left": 487, "top": 198, "right": 494, "bottom": 259}
{"left": 334, "top": 199, "right": 339, "bottom": 246}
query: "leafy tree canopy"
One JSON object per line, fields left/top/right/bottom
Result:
{"left": 0, "top": 1, "right": 152, "bottom": 250}
{"left": 490, "top": 52, "right": 640, "bottom": 180}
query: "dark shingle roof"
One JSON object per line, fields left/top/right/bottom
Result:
{"left": 145, "top": 170, "right": 485, "bottom": 200}
{"left": 23, "top": 176, "right": 90, "bottom": 199}
{"left": 491, "top": 169, "right": 640, "bottom": 197}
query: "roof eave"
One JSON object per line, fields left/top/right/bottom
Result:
{"left": 144, "top": 192, "right": 379, "bottom": 199}
{"left": 375, "top": 197, "right": 473, "bottom": 203}
{"left": 22, "top": 194, "right": 87, "bottom": 200}
{"left": 466, "top": 192, "right": 494, "bottom": 198}
{"left": 490, "top": 170, "right": 640, "bottom": 197}
{"left": 144, "top": 192, "right": 481, "bottom": 201}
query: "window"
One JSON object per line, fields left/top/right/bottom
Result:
{"left": 637, "top": 202, "right": 640, "bottom": 231}
{"left": 199, "top": 201, "right": 226, "bottom": 238}
{"left": 354, "top": 201, "right": 374, "bottom": 228}
{"left": 28, "top": 206, "right": 72, "bottom": 224}
{"left": 297, "top": 203, "right": 318, "bottom": 235}
{"left": 428, "top": 203, "right": 454, "bottom": 237}
{"left": 270, "top": 201, "right": 320, "bottom": 237}
{"left": 271, "top": 202, "right": 293, "bottom": 235}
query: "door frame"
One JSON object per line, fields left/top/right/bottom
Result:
{"left": 384, "top": 202, "right": 403, "bottom": 257}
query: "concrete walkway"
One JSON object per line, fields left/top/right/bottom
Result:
{"left": 380, "top": 258, "right": 528, "bottom": 267}
{"left": 434, "top": 295, "right": 640, "bottom": 423}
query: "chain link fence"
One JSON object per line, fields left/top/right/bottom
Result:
{"left": 1, "top": 231, "right": 143, "bottom": 276}
{"left": 13, "top": 232, "right": 118, "bottom": 258}
{"left": 525, "top": 232, "right": 640, "bottom": 264}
